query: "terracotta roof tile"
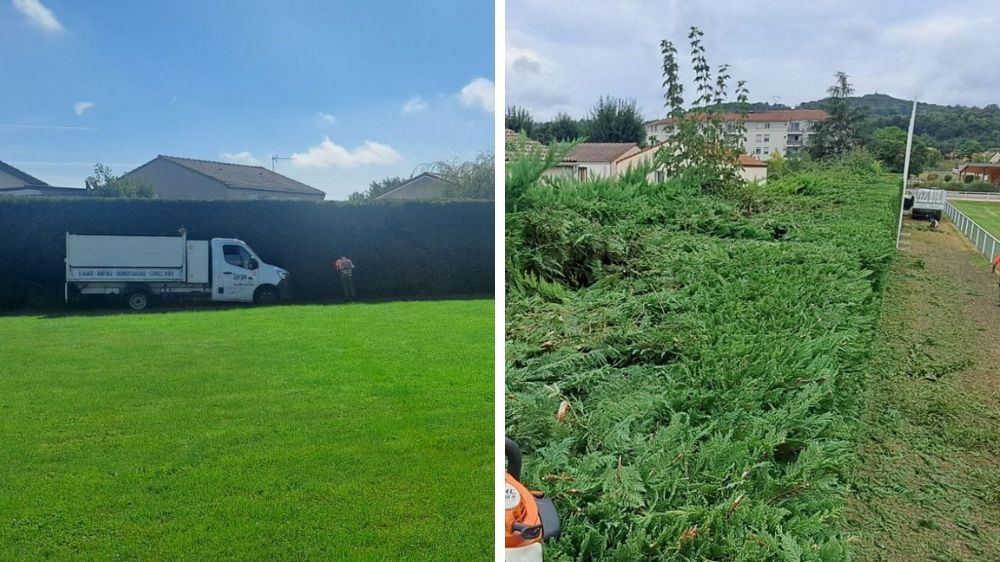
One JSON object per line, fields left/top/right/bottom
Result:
{"left": 651, "top": 109, "right": 829, "bottom": 126}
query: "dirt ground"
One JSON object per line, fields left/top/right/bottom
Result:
{"left": 847, "top": 219, "right": 1000, "bottom": 561}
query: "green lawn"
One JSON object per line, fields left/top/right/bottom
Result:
{"left": 0, "top": 301, "right": 493, "bottom": 561}
{"left": 951, "top": 199, "right": 1000, "bottom": 238}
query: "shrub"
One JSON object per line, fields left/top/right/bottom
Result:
{"left": 506, "top": 156, "right": 897, "bottom": 560}
{"left": 0, "top": 199, "right": 493, "bottom": 308}
{"left": 964, "top": 174, "right": 975, "bottom": 183}
{"left": 926, "top": 172, "right": 939, "bottom": 181}
{"left": 944, "top": 174, "right": 952, "bottom": 182}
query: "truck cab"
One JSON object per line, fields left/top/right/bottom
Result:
{"left": 211, "top": 238, "right": 289, "bottom": 304}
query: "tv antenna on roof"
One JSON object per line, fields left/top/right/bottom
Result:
{"left": 271, "top": 154, "right": 295, "bottom": 171}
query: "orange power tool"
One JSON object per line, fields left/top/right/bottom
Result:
{"left": 505, "top": 438, "right": 560, "bottom": 561}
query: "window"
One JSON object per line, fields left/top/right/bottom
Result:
{"left": 764, "top": 122, "right": 771, "bottom": 129}
{"left": 755, "top": 147, "right": 762, "bottom": 155}
{"left": 223, "top": 244, "right": 250, "bottom": 268}
{"left": 763, "top": 135, "right": 769, "bottom": 143}
{"left": 789, "top": 121, "right": 800, "bottom": 132}
{"left": 578, "top": 167, "right": 588, "bottom": 181}
{"left": 756, "top": 134, "right": 762, "bottom": 142}
{"left": 655, "top": 170, "right": 665, "bottom": 183}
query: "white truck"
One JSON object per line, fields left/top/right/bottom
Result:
{"left": 908, "top": 188, "right": 946, "bottom": 220}
{"left": 65, "top": 233, "right": 290, "bottom": 310}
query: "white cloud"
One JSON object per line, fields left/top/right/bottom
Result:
{"left": 506, "top": 0, "right": 1000, "bottom": 115}
{"left": 290, "top": 137, "right": 402, "bottom": 168}
{"left": 315, "top": 112, "right": 337, "bottom": 126}
{"left": 220, "top": 151, "right": 261, "bottom": 166}
{"left": 73, "top": 102, "right": 95, "bottom": 116}
{"left": 12, "top": 0, "right": 63, "bottom": 34}
{"left": 458, "top": 78, "right": 495, "bottom": 113}
{"left": 401, "top": 96, "right": 428, "bottom": 115}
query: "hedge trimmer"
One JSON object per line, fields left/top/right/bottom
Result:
{"left": 505, "top": 437, "right": 560, "bottom": 561}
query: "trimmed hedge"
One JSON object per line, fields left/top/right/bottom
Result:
{"left": 0, "top": 198, "right": 493, "bottom": 307}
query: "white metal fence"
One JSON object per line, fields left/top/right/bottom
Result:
{"left": 944, "top": 201, "right": 1000, "bottom": 263}
{"left": 944, "top": 191, "right": 1000, "bottom": 202}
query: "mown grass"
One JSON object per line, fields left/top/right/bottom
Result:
{"left": 506, "top": 153, "right": 899, "bottom": 561}
{"left": 951, "top": 199, "right": 1000, "bottom": 239}
{"left": 847, "top": 225, "right": 1000, "bottom": 561}
{"left": 0, "top": 301, "right": 492, "bottom": 561}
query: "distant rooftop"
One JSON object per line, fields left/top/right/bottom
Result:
{"left": 137, "top": 155, "right": 324, "bottom": 196}
{"left": 0, "top": 159, "right": 49, "bottom": 186}
{"left": 651, "top": 109, "right": 830, "bottom": 126}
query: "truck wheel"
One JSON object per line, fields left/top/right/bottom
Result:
{"left": 125, "top": 290, "right": 150, "bottom": 311}
{"left": 254, "top": 286, "right": 279, "bottom": 306}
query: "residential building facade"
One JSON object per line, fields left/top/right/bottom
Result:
{"left": 646, "top": 109, "right": 829, "bottom": 160}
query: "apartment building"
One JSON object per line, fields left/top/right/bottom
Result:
{"left": 646, "top": 109, "right": 829, "bottom": 160}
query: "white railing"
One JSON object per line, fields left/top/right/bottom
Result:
{"left": 944, "top": 201, "right": 1000, "bottom": 263}
{"left": 944, "top": 191, "right": 1000, "bottom": 202}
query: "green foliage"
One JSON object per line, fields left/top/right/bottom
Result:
{"left": 506, "top": 105, "right": 535, "bottom": 137}
{"left": 797, "top": 93, "right": 1000, "bottom": 154}
{"left": 869, "top": 126, "right": 928, "bottom": 175}
{"left": 428, "top": 151, "right": 496, "bottom": 200}
{"left": 656, "top": 27, "right": 749, "bottom": 195}
{"left": 0, "top": 199, "right": 492, "bottom": 307}
{"left": 506, "top": 151, "right": 898, "bottom": 560}
{"left": 0, "top": 300, "right": 493, "bottom": 560}
{"left": 349, "top": 175, "right": 407, "bottom": 201}
{"left": 504, "top": 132, "right": 575, "bottom": 212}
{"left": 958, "top": 138, "right": 984, "bottom": 158}
{"left": 585, "top": 96, "right": 646, "bottom": 144}
{"left": 85, "top": 163, "right": 155, "bottom": 198}
{"left": 536, "top": 112, "right": 584, "bottom": 144}
{"left": 349, "top": 153, "right": 494, "bottom": 202}
{"left": 809, "top": 73, "right": 866, "bottom": 160}
{"left": 768, "top": 149, "right": 789, "bottom": 180}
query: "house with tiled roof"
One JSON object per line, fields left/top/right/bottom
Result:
{"left": 123, "top": 155, "right": 325, "bottom": 200}
{"left": 0, "top": 159, "right": 49, "bottom": 188}
{"left": 646, "top": 109, "right": 829, "bottom": 160}
{"left": 560, "top": 143, "right": 641, "bottom": 181}
{"left": 374, "top": 172, "right": 463, "bottom": 201}
{"left": 0, "top": 159, "right": 88, "bottom": 197}
{"left": 505, "top": 129, "right": 641, "bottom": 180}
{"left": 616, "top": 142, "right": 769, "bottom": 184}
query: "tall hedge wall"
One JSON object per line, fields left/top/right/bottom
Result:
{"left": 0, "top": 198, "right": 493, "bottom": 308}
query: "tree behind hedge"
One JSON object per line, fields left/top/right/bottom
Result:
{"left": 809, "top": 72, "right": 866, "bottom": 159}
{"left": 583, "top": 96, "right": 645, "bottom": 144}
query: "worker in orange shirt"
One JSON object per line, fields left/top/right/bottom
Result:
{"left": 993, "top": 254, "right": 1000, "bottom": 305}
{"left": 334, "top": 256, "right": 356, "bottom": 301}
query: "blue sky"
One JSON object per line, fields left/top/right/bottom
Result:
{"left": 1, "top": 0, "right": 494, "bottom": 199}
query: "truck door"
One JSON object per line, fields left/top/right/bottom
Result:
{"left": 212, "top": 241, "right": 259, "bottom": 302}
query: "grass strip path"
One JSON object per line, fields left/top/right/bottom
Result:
{"left": 847, "top": 220, "right": 1000, "bottom": 561}
{"left": 0, "top": 301, "right": 493, "bottom": 561}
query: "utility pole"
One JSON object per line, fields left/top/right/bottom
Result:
{"left": 896, "top": 99, "right": 918, "bottom": 250}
